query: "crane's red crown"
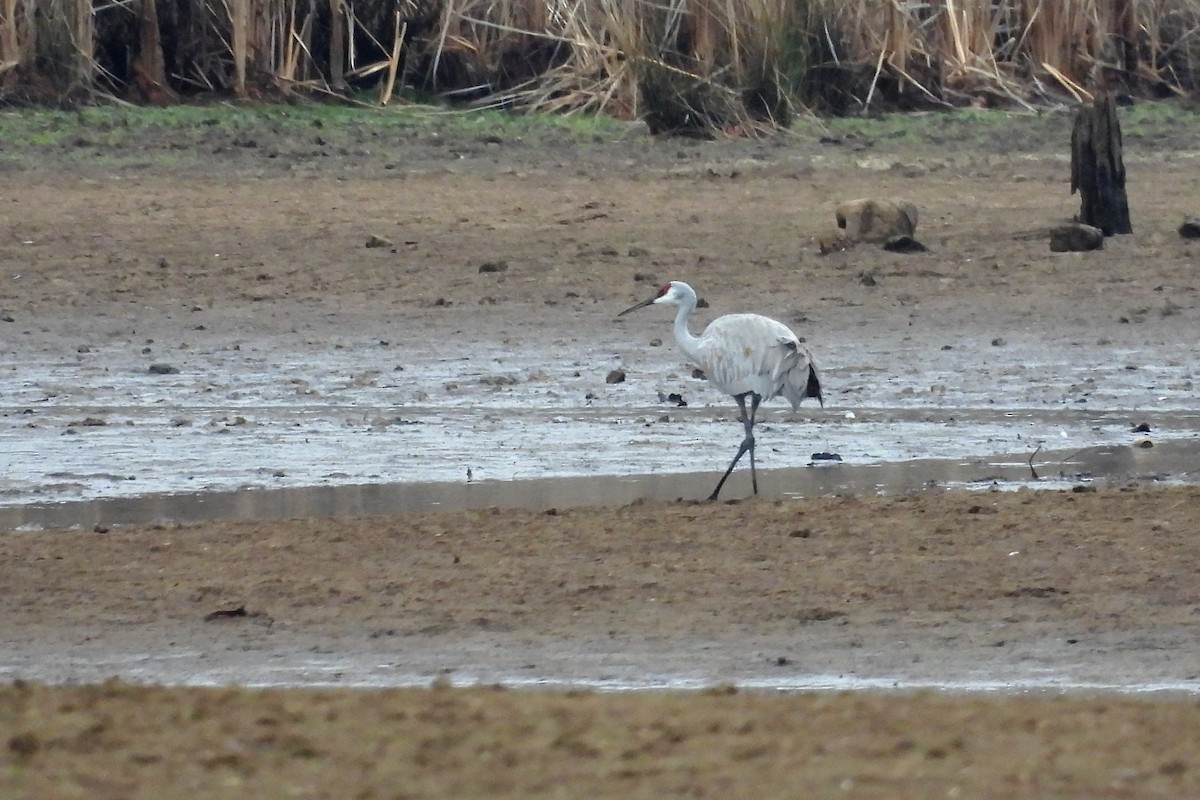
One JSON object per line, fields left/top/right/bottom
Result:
{"left": 657, "top": 283, "right": 671, "bottom": 296}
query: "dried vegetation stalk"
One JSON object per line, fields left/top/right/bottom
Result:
{"left": 823, "top": 0, "right": 1200, "bottom": 110}
{"left": 4, "top": 1, "right": 1200, "bottom": 135}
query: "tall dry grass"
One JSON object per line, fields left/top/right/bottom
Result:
{"left": 824, "top": 0, "right": 1200, "bottom": 109}
{"left": 0, "top": 0, "right": 94, "bottom": 91}
{"left": 0, "top": 0, "right": 29, "bottom": 81}
{"left": 415, "top": 0, "right": 806, "bottom": 132}
{"left": 3, "top": 1, "right": 1200, "bottom": 131}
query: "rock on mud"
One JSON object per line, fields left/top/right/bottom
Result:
{"left": 1049, "top": 223, "right": 1104, "bottom": 252}
{"left": 1178, "top": 216, "right": 1200, "bottom": 239}
{"left": 883, "top": 234, "right": 928, "bottom": 253}
{"left": 835, "top": 198, "right": 919, "bottom": 244}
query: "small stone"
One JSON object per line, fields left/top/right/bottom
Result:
{"left": 148, "top": 363, "right": 179, "bottom": 375}
{"left": 667, "top": 393, "right": 686, "bottom": 407}
{"left": 991, "top": 337, "right": 1007, "bottom": 346}
{"left": 1049, "top": 223, "right": 1104, "bottom": 252}
{"left": 620, "top": 120, "right": 651, "bottom": 138}
{"left": 478, "top": 260, "right": 508, "bottom": 274}
{"left": 605, "top": 369, "right": 626, "bottom": 384}
{"left": 882, "top": 234, "right": 928, "bottom": 253}
{"left": 365, "top": 234, "right": 394, "bottom": 248}
{"left": 1178, "top": 216, "right": 1200, "bottom": 238}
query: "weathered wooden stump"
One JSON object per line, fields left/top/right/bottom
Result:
{"left": 1070, "top": 94, "right": 1132, "bottom": 235}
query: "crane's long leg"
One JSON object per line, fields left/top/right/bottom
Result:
{"left": 708, "top": 393, "right": 760, "bottom": 502}
{"left": 746, "top": 393, "right": 761, "bottom": 494}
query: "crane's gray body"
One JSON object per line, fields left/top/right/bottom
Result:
{"left": 685, "top": 312, "right": 822, "bottom": 410}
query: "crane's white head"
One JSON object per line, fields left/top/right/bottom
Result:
{"left": 618, "top": 281, "right": 696, "bottom": 317}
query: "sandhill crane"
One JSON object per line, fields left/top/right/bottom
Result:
{"left": 619, "top": 280, "right": 823, "bottom": 501}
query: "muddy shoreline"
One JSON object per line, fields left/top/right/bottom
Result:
{"left": 4, "top": 107, "right": 1200, "bottom": 798}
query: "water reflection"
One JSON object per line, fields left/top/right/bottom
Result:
{"left": 2, "top": 439, "right": 1196, "bottom": 531}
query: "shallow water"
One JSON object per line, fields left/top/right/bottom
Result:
{"left": 3, "top": 438, "right": 1198, "bottom": 531}
{"left": 3, "top": 314, "right": 1199, "bottom": 509}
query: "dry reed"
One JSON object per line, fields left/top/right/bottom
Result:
{"left": 3, "top": 1, "right": 1200, "bottom": 132}
{"left": 824, "top": 0, "right": 1200, "bottom": 110}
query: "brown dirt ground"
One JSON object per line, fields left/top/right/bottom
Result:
{"left": 3, "top": 107, "right": 1200, "bottom": 798}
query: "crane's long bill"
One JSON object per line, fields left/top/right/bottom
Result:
{"left": 617, "top": 295, "right": 656, "bottom": 317}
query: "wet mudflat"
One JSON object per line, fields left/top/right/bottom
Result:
{"left": 2, "top": 226, "right": 1198, "bottom": 504}
{"left": 6, "top": 483, "right": 1200, "bottom": 798}
{"left": 3, "top": 106, "right": 1200, "bottom": 797}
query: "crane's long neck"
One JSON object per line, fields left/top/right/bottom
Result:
{"left": 672, "top": 294, "right": 704, "bottom": 364}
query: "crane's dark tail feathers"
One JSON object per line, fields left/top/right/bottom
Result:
{"left": 806, "top": 364, "right": 824, "bottom": 407}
